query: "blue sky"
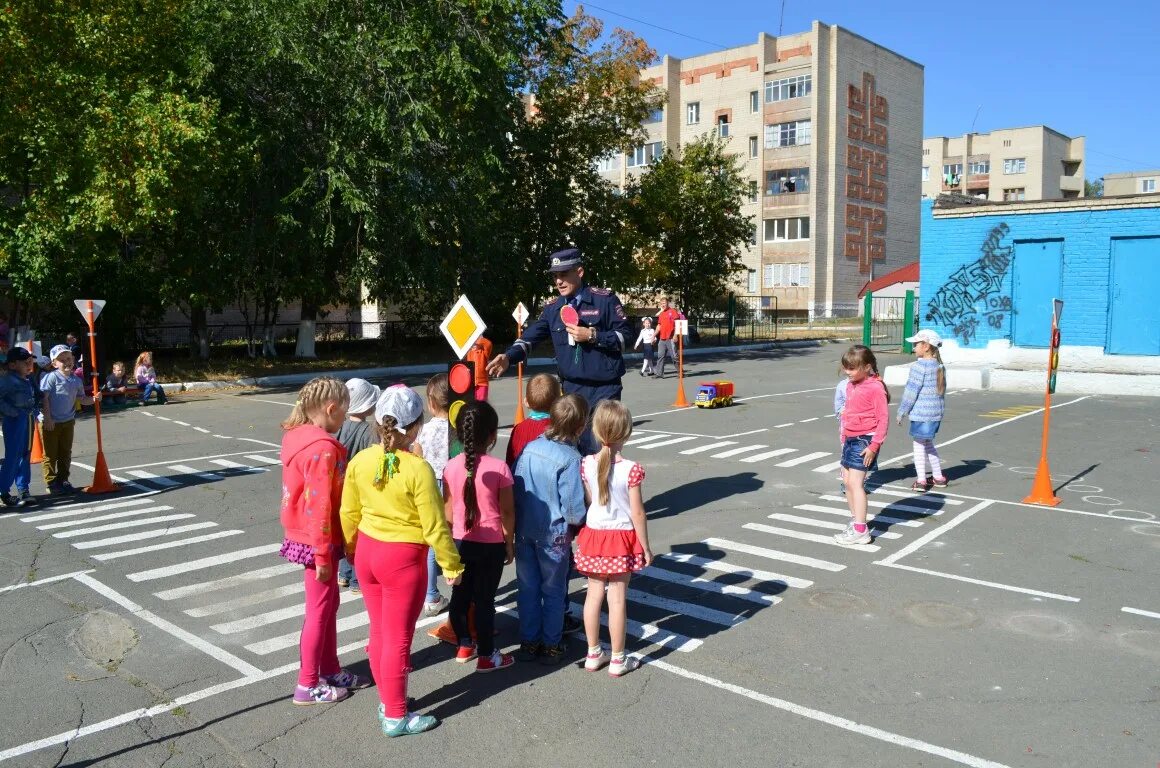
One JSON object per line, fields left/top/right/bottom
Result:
{"left": 565, "top": 0, "right": 1160, "bottom": 181}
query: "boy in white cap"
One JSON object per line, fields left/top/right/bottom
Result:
{"left": 335, "top": 378, "right": 381, "bottom": 591}
{"left": 40, "top": 344, "right": 98, "bottom": 494}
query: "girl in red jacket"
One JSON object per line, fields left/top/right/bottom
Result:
{"left": 279, "top": 376, "right": 365, "bottom": 705}
{"left": 833, "top": 345, "right": 890, "bottom": 547}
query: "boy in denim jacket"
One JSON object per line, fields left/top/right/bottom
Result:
{"left": 0, "top": 348, "right": 38, "bottom": 506}
{"left": 511, "top": 394, "right": 588, "bottom": 665}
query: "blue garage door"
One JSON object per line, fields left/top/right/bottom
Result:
{"left": 1108, "top": 237, "right": 1160, "bottom": 355}
{"left": 1012, "top": 240, "right": 1063, "bottom": 348}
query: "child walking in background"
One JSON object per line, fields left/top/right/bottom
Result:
{"left": 512, "top": 394, "right": 588, "bottom": 664}
{"left": 833, "top": 345, "right": 890, "bottom": 547}
{"left": 134, "top": 351, "right": 166, "bottom": 405}
{"left": 335, "top": 378, "right": 381, "bottom": 593}
{"left": 442, "top": 401, "right": 516, "bottom": 671}
{"left": 0, "top": 348, "right": 37, "bottom": 507}
{"left": 40, "top": 345, "right": 97, "bottom": 495}
{"left": 833, "top": 372, "right": 849, "bottom": 496}
{"left": 506, "top": 373, "right": 562, "bottom": 468}
{"left": 898, "top": 330, "right": 948, "bottom": 492}
{"left": 341, "top": 386, "right": 463, "bottom": 737}
{"left": 576, "top": 400, "right": 653, "bottom": 677}
{"left": 633, "top": 318, "right": 656, "bottom": 377}
{"left": 278, "top": 377, "right": 366, "bottom": 705}
{"left": 413, "top": 373, "right": 452, "bottom": 617}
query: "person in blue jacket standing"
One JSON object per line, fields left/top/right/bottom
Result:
{"left": 487, "top": 248, "right": 632, "bottom": 455}
{"left": 0, "top": 347, "right": 38, "bottom": 507}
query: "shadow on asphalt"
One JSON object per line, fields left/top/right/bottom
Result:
{"left": 647, "top": 472, "right": 764, "bottom": 522}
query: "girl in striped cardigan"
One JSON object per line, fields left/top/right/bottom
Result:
{"left": 898, "top": 330, "right": 948, "bottom": 492}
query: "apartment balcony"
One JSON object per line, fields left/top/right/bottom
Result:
{"left": 763, "top": 192, "right": 808, "bottom": 208}
{"left": 966, "top": 174, "right": 989, "bottom": 190}
{"left": 1059, "top": 175, "right": 1083, "bottom": 193}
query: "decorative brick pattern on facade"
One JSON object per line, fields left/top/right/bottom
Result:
{"left": 845, "top": 72, "right": 889, "bottom": 273}
{"left": 680, "top": 57, "right": 759, "bottom": 85}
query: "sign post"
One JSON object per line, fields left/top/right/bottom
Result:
{"left": 511, "top": 302, "right": 529, "bottom": 425}
{"left": 73, "top": 300, "right": 117, "bottom": 494}
{"left": 672, "top": 319, "right": 690, "bottom": 408}
{"left": 25, "top": 340, "right": 44, "bottom": 464}
{"left": 1023, "top": 299, "right": 1064, "bottom": 506}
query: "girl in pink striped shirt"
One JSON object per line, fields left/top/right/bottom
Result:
{"left": 833, "top": 345, "right": 890, "bottom": 547}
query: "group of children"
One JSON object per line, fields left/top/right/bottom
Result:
{"left": 102, "top": 351, "right": 167, "bottom": 406}
{"left": 278, "top": 369, "right": 653, "bottom": 737}
{"left": 832, "top": 331, "right": 947, "bottom": 547}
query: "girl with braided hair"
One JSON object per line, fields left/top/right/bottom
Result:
{"left": 442, "top": 400, "right": 516, "bottom": 672}
{"left": 278, "top": 376, "right": 367, "bottom": 705}
{"left": 340, "top": 385, "right": 463, "bottom": 737}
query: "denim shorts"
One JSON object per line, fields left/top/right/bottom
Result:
{"left": 841, "top": 435, "right": 879, "bottom": 472}
{"left": 909, "top": 420, "right": 941, "bottom": 440}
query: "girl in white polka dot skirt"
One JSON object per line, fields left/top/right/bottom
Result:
{"left": 575, "top": 400, "right": 653, "bottom": 677}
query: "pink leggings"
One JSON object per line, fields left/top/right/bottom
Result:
{"left": 298, "top": 563, "right": 341, "bottom": 688}
{"left": 355, "top": 535, "right": 427, "bottom": 717}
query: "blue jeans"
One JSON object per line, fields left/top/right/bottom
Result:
{"left": 908, "top": 420, "right": 941, "bottom": 440}
{"left": 426, "top": 478, "right": 443, "bottom": 603}
{"left": 515, "top": 535, "right": 571, "bottom": 646}
{"left": 338, "top": 556, "right": 358, "bottom": 589}
{"left": 140, "top": 382, "right": 166, "bottom": 403}
{"left": 0, "top": 414, "right": 32, "bottom": 494}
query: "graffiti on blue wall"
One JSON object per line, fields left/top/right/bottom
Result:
{"left": 925, "top": 222, "right": 1012, "bottom": 344}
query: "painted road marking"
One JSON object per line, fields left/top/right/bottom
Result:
{"left": 569, "top": 601, "right": 702, "bottom": 653}
{"left": 95, "top": 530, "right": 245, "bottom": 562}
{"left": 641, "top": 565, "right": 782, "bottom": 606}
{"left": 818, "top": 495, "right": 944, "bottom": 517}
{"left": 710, "top": 445, "right": 770, "bottom": 459}
{"left": 738, "top": 448, "right": 795, "bottom": 463}
{"left": 703, "top": 537, "right": 845, "bottom": 572}
{"left": 870, "top": 487, "right": 963, "bottom": 505}
{"left": 876, "top": 500, "right": 993, "bottom": 567}
{"left": 775, "top": 451, "right": 832, "bottom": 468}
{"left": 745, "top": 522, "right": 883, "bottom": 552}
{"left": 767, "top": 513, "right": 902, "bottom": 539}
{"left": 0, "top": 570, "right": 95, "bottom": 594}
{"left": 661, "top": 553, "right": 813, "bottom": 589}
{"left": 154, "top": 562, "right": 300, "bottom": 600}
{"left": 212, "top": 590, "right": 362, "bottom": 635}
{"left": 625, "top": 434, "right": 674, "bottom": 446}
{"left": 799, "top": 417, "right": 819, "bottom": 423}
{"left": 126, "top": 469, "right": 181, "bottom": 488}
{"left": 1122, "top": 607, "right": 1160, "bottom": 621}
{"left": 636, "top": 436, "right": 699, "bottom": 450}
{"left": 168, "top": 464, "right": 223, "bottom": 481}
{"left": 73, "top": 522, "right": 219, "bottom": 550}
{"left": 796, "top": 504, "right": 925, "bottom": 528}
{"left": 813, "top": 460, "right": 845, "bottom": 474}
{"left": 53, "top": 513, "right": 196, "bottom": 538}
{"left": 21, "top": 497, "right": 158, "bottom": 523}
{"left": 980, "top": 405, "right": 1039, "bottom": 419}
{"left": 185, "top": 583, "right": 306, "bottom": 618}
{"left": 625, "top": 588, "right": 748, "bottom": 627}
{"left": 173, "top": 420, "right": 191, "bottom": 426}
{"left": 114, "top": 450, "right": 279, "bottom": 472}
{"left": 128, "top": 543, "right": 282, "bottom": 582}
{"left": 36, "top": 506, "right": 174, "bottom": 530}
{"left": 245, "top": 454, "right": 281, "bottom": 465}
{"left": 210, "top": 459, "right": 265, "bottom": 472}
{"left": 773, "top": 423, "right": 794, "bottom": 428}
{"left": 679, "top": 441, "right": 737, "bottom": 455}
{"left": 880, "top": 563, "right": 1081, "bottom": 603}
{"left": 193, "top": 427, "right": 211, "bottom": 433}
{"left": 246, "top": 610, "right": 371, "bottom": 655}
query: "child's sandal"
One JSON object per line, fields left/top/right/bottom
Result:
{"left": 909, "top": 480, "right": 930, "bottom": 492}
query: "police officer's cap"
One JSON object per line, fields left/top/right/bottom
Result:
{"left": 546, "top": 248, "right": 583, "bottom": 273}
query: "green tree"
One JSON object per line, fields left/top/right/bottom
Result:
{"left": 1084, "top": 178, "right": 1104, "bottom": 198}
{"left": 626, "top": 134, "right": 753, "bottom": 318}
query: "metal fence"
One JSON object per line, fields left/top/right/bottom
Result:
{"left": 862, "top": 291, "right": 918, "bottom": 352}
{"left": 131, "top": 320, "right": 443, "bottom": 353}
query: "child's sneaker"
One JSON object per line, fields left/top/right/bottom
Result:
{"left": 422, "top": 594, "right": 449, "bottom": 617}
{"left": 18, "top": 490, "right": 34, "bottom": 505}
{"left": 516, "top": 642, "right": 542, "bottom": 662}
{"left": 931, "top": 476, "right": 949, "bottom": 488}
{"left": 325, "top": 670, "right": 369, "bottom": 689}
{"left": 0, "top": 493, "right": 20, "bottom": 508}
{"left": 58, "top": 481, "right": 76, "bottom": 494}
{"left": 337, "top": 576, "right": 350, "bottom": 588}
{"left": 292, "top": 683, "right": 348, "bottom": 706}
{"left": 608, "top": 655, "right": 639, "bottom": 677}
{"left": 454, "top": 644, "right": 477, "bottom": 663}
{"left": 381, "top": 711, "right": 438, "bottom": 737}
{"left": 476, "top": 650, "right": 514, "bottom": 672}
{"left": 834, "top": 522, "right": 872, "bottom": 547}
{"left": 909, "top": 480, "right": 930, "bottom": 493}
{"left": 584, "top": 647, "right": 610, "bottom": 672}
{"left": 539, "top": 643, "right": 566, "bottom": 666}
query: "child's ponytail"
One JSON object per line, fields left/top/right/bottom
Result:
{"left": 590, "top": 400, "right": 634, "bottom": 507}
{"left": 456, "top": 401, "right": 499, "bottom": 531}
{"left": 932, "top": 346, "right": 946, "bottom": 396}
{"left": 282, "top": 376, "right": 349, "bottom": 431}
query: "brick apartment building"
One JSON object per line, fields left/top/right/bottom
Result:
{"left": 598, "top": 22, "right": 924, "bottom": 317}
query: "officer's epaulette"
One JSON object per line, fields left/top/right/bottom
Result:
{"left": 545, "top": 295, "right": 562, "bottom": 307}
{"left": 590, "top": 287, "right": 612, "bottom": 296}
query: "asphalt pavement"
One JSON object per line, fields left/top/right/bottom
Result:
{"left": 1, "top": 344, "right": 1157, "bottom": 767}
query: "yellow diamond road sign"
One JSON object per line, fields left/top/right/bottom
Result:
{"left": 440, "top": 295, "right": 487, "bottom": 360}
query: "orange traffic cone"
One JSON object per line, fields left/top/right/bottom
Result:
{"left": 1022, "top": 457, "right": 1060, "bottom": 506}
{"left": 84, "top": 451, "right": 119, "bottom": 494}
{"left": 30, "top": 422, "right": 44, "bottom": 465}
{"left": 427, "top": 605, "right": 487, "bottom": 645}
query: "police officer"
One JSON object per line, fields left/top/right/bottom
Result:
{"left": 487, "top": 247, "right": 632, "bottom": 454}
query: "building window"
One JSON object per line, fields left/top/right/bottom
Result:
{"left": 687, "top": 102, "right": 700, "bottom": 124}
{"left": 763, "top": 263, "right": 811, "bottom": 287}
{"left": 968, "top": 160, "right": 990, "bottom": 175}
{"left": 748, "top": 135, "right": 759, "bottom": 158}
{"left": 1002, "top": 188, "right": 1025, "bottom": 201}
{"left": 921, "top": 166, "right": 929, "bottom": 181}
{"left": 645, "top": 107, "right": 664, "bottom": 124}
{"left": 747, "top": 269, "right": 758, "bottom": 292}
{"left": 595, "top": 154, "right": 620, "bottom": 173}
{"left": 1002, "top": 139, "right": 1011, "bottom": 147}
{"left": 1003, "top": 158, "right": 1027, "bottom": 174}
{"left": 942, "top": 163, "right": 962, "bottom": 185}
{"left": 1143, "top": 179, "right": 1156, "bottom": 193}
{"left": 764, "top": 74, "right": 812, "bottom": 103}
{"left": 923, "top": 148, "right": 930, "bottom": 156}
{"left": 626, "top": 141, "right": 664, "bottom": 167}
{"left": 764, "top": 120, "right": 811, "bottom": 148}
{"left": 750, "top": 91, "right": 760, "bottom": 113}
{"left": 765, "top": 167, "right": 809, "bottom": 195}
{"left": 749, "top": 225, "right": 758, "bottom": 247}
{"left": 763, "top": 217, "right": 810, "bottom": 242}
{"left": 748, "top": 181, "right": 759, "bottom": 203}
{"left": 716, "top": 114, "right": 730, "bottom": 138}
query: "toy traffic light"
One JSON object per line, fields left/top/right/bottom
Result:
{"left": 447, "top": 360, "right": 475, "bottom": 429}
{"left": 1048, "top": 328, "right": 1061, "bottom": 394}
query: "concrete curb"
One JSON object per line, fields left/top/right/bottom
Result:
{"left": 170, "top": 338, "right": 832, "bottom": 391}
{"left": 884, "top": 361, "right": 1160, "bottom": 397}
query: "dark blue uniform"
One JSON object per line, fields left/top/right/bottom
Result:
{"left": 504, "top": 284, "right": 633, "bottom": 452}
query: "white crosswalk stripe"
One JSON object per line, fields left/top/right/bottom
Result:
{"left": 568, "top": 601, "right": 702, "bottom": 652}
{"left": 21, "top": 497, "right": 157, "bottom": 523}
{"left": 73, "top": 521, "right": 219, "bottom": 550}
{"left": 703, "top": 537, "right": 845, "bottom": 572}
{"left": 818, "top": 495, "right": 944, "bottom": 517}
{"left": 870, "top": 488, "right": 963, "bottom": 504}
{"left": 635, "top": 436, "right": 698, "bottom": 450}
{"left": 126, "top": 469, "right": 181, "bottom": 487}
{"left": 766, "top": 513, "right": 902, "bottom": 539}
{"left": 625, "top": 588, "right": 748, "bottom": 627}
{"left": 813, "top": 460, "right": 845, "bottom": 474}
{"left": 679, "top": 441, "right": 737, "bottom": 455}
{"left": 128, "top": 543, "right": 282, "bottom": 582}
{"left": 95, "top": 530, "right": 245, "bottom": 561}
{"left": 711, "top": 445, "right": 770, "bottom": 458}
{"left": 168, "top": 464, "right": 223, "bottom": 481}
{"left": 36, "top": 506, "right": 173, "bottom": 530}
{"left": 641, "top": 564, "right": 782, "bottom": 605}
{"left": 53, "top": 513, "right": 196, "bottom": 539}
{"left": 210, "top": 459, "right": 266, "bottom": 473}
{"left": 184, "top": 583, "right": 305, "bottom": 618}
{"left": 245, "top": 454, "right": 281, "bottom": 465}
{"left": 212, "top": 590, "right": 362, "bottom": 635}
{"left": 795, "top": 504, "right": 925, "bottom": 528}
{"left": 247, "top": 610, "right": 370, "bottom": 655}
{"left": 660, "top": 552, "right": 813, "bottom": 589}
{"left": 625, "top": 434, "right": 675, "bottom": 446}
{"left": 154, "top": 562, "right": 300, "bottom": 599}
{"left": 775, "top": 451, "right": 832, "bottom": 468}
{"left": 738, "top": 448, "right": 795, "bottom": 463}
{"left": 744, "top": 522, "right": 882, "bottom": 552}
